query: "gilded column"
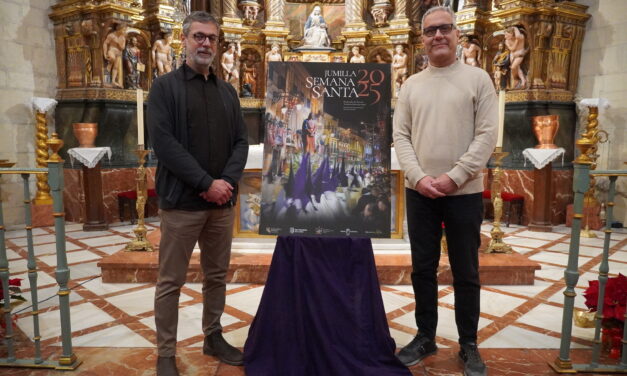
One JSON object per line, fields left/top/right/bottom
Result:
{"left": 31, "top": 98, "right": 58, "bottom": 205}
{"left": 223, "top": 0, "right": 238, "bottom": 19}
{"left": 394, "top": 0, "right": 408, "bottom": 21}
{"left": 209, "top": 0, "right": 222, "bottom": 21}
{"left": 263, "top": 0, "right": 289, "bottom": 48}
{"left": 345, "top": 0, "right": 364, "bottom": 25}
{"left": 528, "top": 18, "right": 553, "bottom": 89}
{"left": 568, "top": 24, "right": 585, "bottom": 93}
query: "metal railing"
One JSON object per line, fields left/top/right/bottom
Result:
{"left": 551, "top": 166, "right": 627, "bottom": 373}
{"left": 0, "top": 134, "right": 80, "bottom": 370}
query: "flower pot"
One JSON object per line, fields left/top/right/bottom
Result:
{"left": 72, "top": 122, "right": 98, "bottom": 148}
{"left": 531, "top": 115, "right": 559, "bottom": 149}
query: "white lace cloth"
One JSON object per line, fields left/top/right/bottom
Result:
{"left": 68, "top": 147, "right": 112, "bottom": 168}
{"left": 523, "top": 147, "right": 565, "bottom": 170}
{"left": 32, "top": 97, "right": 57, "bottom": 113}
{"left": 579, "top": 98, "right": 610, "bottom": 111}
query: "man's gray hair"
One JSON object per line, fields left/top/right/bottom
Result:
{"left": 182, "top": 11, "right": 220, "bottom": 36}
{"left": 421, "top": 6, "right": 457, "bottom": 30}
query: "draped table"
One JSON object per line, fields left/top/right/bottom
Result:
{"left": 523, "top": 148, "right": 565, "bottom": 232}
{"left": 244, "top": 236, "right": 410, "bottom": 376}
{"left": 68, "top": 147, "right": 111, "bottom": 231}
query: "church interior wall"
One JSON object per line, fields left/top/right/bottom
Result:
{"left": 0, "top": 0, "right": 624, "bottom": 228}
{"left": 0, "top": 0, "right": 58, "bottom": 226}
{"left": 576, "top": 0, "right": 627, "bottom": 225}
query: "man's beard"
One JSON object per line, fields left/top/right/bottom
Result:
{"left": 191, "top": 48, "right": 214, "bottom": 67}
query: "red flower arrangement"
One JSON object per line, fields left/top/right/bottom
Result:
{"left": 583, "top": 274, "right": 627, "bottom": 359}
{"left": 0, "top": 278, "right": 25, "bottom": 331}
{"left": 0, "top": 278, "right": 25, "bottom": 304}
{"left": 584, "top": 273, "right": 627, "bottom": 324}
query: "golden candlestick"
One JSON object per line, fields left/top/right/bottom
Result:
{"left": 485, "top": 147, "right": 513, "bottom": 254}
{"left": 125, "top": 148, "right": 154, "bottom": 252}
{"left": 577, "top": 105, "right": 608, "bottom": 238}
{"left": 34, "top": 111, "right": 53, "bottom": 204}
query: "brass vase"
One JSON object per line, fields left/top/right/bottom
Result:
{"left": 72, "top": 122, "right": 98, "bottom": 148}
{"left": 532, "top": 115, "right": 559, "bottom": 149}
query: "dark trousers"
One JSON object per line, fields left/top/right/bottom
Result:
{"left": 405, "top": 188, "right": 482, "bottom": 344}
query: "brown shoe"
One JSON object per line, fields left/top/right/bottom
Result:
{"left": 203, "top": 332, "right": 244, "bottom": 366}
{"left": 156, "top": 356, "right": 179, "bottom": 376}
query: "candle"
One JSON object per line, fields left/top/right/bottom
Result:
{"left": 496, "top": 89, "right": 505, "bottom": 148}
{"left": 137, "top": 89, "right": 144, "bottom": 146}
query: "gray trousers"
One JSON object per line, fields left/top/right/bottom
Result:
{"left": 155, "top": 207, "right": 234, "bottom": 356}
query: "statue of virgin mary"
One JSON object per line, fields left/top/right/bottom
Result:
{"left": 303, "top": 6, "right": 331, "bottom": 48}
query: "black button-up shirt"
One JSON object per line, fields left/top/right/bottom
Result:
{"left": 170, "top": 64, "right": 228, "bottom": 210}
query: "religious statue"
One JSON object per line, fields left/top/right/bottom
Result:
{"left": 504, "top": 26, "right": 528, "bottom": 89}
{"left": 265, "top": 43, "right": 282, "bottom": 64}
{"left": 102, "top": 23, "right": 127, "bottom": 88}
{"left": 370, "top": 0, "right": 393, "bottom": 27}
{"left": 349, "top": 46, "right": 365, "bottom": 63}
{"left": 152, "top": 32, "right": 173, "bottom": 77}
{"left": 221, "top": 42, "right": 240, "bottom": 89}
{"left": 392, "top": 45, "right": 408, "bottom": 96}
{"left": 241, "top": 1, "right": 260, "bottom": 25}
{"left": 265, "top": 43, "right": 282, "bottom": 77}
{"left": 492, "top": 41, "right": 510, "bottom": 90}
{"left": 461, "top": 36, "right": 481, "bottom": 67}
{"left": 123, "top": 36, "right": 143, "bottom": 89}
{"left": 241, "top": 55, "right": 258, "bottom": 97}
{"left": 303, "top": 6, "right": 331, "bottom": 48}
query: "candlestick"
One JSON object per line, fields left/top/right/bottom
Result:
{"left": 485, "top": 147, "right": 513, "bottom": 254}
{"left": 125, "top": 148, "right": 154, "bottom": 252}
{"left": 136, "top": 89, "right": 144, "bottom": 146}
{"left": 496, "top": 90, "right": 505, "bottom": 148}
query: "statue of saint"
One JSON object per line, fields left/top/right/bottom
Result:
{"left": 303, "top": 6, "right": 331, "bottom": 48}
{"left": 243, "top": 4, "right": 259, "bottom": 25}
{"left": 152, "top": 32, "right": 173, "bottom": 77}
{"left": 221, "top": 42, "right": 240, "bottom": 89}
{"left": 241, "top": 55, "right": 258, "bottom": 97}
{"left": 265, "top": 43, "right": 282, "bottom": 64}
{"left": 123, "top": 36, "right": 142, "bottom": 89}
{"left": 504, "top": 26, "right": 528, "bottom": 89}
{"left": 349, "top": 46, "right": 365, "bottom": 63}
{"left": 461, "top": 37, "right": 481, "bottom": 67}
{"left": 492, "top": 41, "right": 510, "bottom": 90}
{"left": 103, "top": 23, "right": 127, "bottom": 88}
{"left": 392, "top": 45, "right": 408, "bottom": 95}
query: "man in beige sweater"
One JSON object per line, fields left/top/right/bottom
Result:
{"left": 392, "top": 6, "right": 497, "bottom": 376}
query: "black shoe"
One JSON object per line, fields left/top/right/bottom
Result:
{"left": 459, "top": 343, "right": 487, "bottom": 376}
{"left": 396, "top": 335, "right": 437, "bottom": 367}
{"left": 203, "top": 331, "right": 244, "bottom": 366}
{"left": 156, "top": 356, "right": 179, "bottom": 376}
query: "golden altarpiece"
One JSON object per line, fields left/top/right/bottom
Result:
{"left": 48, "top": 0, "right": 590, "bottom": 226}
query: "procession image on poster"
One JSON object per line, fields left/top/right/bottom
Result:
{"left": 259, "top": 62, "right": 392, "bottom": 237}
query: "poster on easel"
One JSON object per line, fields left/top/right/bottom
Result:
{"left": 259, "top": 62, "right": 392, "bottom": 238}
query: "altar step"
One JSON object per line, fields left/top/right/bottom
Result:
{"left": 99, "top": 238, "right": 539, "bottom": 285}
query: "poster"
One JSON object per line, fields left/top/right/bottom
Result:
{"left": 259, "top": 62, "right": 392, "bottom": 237}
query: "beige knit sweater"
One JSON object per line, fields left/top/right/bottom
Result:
{"left": 393, "top": 60, "right": 498, "bottom": 195}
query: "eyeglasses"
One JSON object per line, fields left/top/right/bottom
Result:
{"left": 422, "top": 23, "right": 455, "bottom": 38}
{"left": 192, "top": 33, "right": 219, "bottom": 44}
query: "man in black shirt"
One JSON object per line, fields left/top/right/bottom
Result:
{"left": 147, "top": 11, "right": 248, "bottom": 376}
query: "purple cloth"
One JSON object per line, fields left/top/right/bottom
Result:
{"left": 244, "top": 236, "right": 411, "bottom": 376}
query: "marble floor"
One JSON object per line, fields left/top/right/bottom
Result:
{"left": 2, "top": 221, "right": 627, "bottom": 375}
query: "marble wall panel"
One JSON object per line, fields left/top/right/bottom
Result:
{"left": 484, "top": 168, "right": 574, "bottom": 225}
{"left": 63, "top": 167, "right": 156, "bottom": 224}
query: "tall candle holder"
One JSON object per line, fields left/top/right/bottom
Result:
{"left": 125, "top": 147, "right": 154, "bottom": 252}
{"left": 485, "top": 147, "right": 513, "bottom": 254}
{"left": 578, "top": 105, "right": 608, "bottom": 238}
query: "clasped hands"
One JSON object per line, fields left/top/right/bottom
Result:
{"left": 199, "top": 179, "right": 233, "bottom": 205}
{"left": 416, "top": 174, "right": 458, "bottom": 199}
